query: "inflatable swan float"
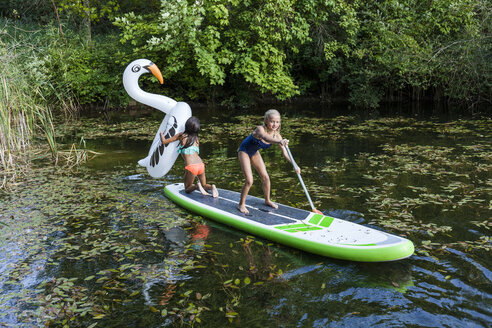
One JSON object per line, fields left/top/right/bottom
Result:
{"left": 123, "top": 59, "right": 192, "bottom": 178}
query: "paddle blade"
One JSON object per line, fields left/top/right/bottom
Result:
{"left": 313, "top": 208, "right": 323, "bottom": 215}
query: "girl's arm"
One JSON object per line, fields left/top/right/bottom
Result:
{"left": 160, "top": 132, "right": 183, "bottom": 145}
{"left": 278, "top": 134, "right": 301, "bottom": 174}
{"left": 254, "top": 126, "right": 289, "bottom": 146}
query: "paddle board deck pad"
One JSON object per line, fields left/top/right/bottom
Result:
{"left": 164, "top": 183, "right": 414, "bottom": 262}
{"left": 138, "top": 102, "right": 191, "bottom": 178}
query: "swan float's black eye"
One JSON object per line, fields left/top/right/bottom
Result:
{"left": 132, "top": 65, "right": 141, "bottom": 73}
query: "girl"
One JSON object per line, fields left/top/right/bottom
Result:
{"left": 237, "top": 109, "right": 300, "bottom": 214}
{"left": 160, "top": 116, "right": 218, "bottom": 197}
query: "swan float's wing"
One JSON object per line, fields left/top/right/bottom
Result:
{"left": 138, "top": 102, "right": 192, "bottom": 177}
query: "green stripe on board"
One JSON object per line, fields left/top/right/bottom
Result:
{"left": 283, "top": 226, "right": 323, "bottom": 233}
{"left": 319, "top": 216, "right": 334, "bottom": 228}
{"left": 275, "top": 224, "right": 309, "bottom": 230}
{"left": 308, "top": 214, "right": 323, "bottom": 225}
{"left": 296, "top": 227, "right": 323, "bottom": 232}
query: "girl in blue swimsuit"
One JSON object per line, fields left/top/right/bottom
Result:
{"left": 160, "top": 116, "right": 218, "bottom": 197}
{"left": 237, "top": 109, "right": 300, "bottom": 215}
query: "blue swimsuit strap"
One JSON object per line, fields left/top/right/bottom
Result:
{"left": 238, "top": 133, "right": 273, "bottom": 157}
{"left": 249, "top": 133, "right": 271, "bottom": 149}
{"left": 256, "top": 137, "right": 271, "bottom": 148}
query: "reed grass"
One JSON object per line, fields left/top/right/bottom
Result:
{"left": 0, "top": 19, "right": 85, "bottom": 188}
{"left": 0, "top": 73, "right": 54, "bottom": 179}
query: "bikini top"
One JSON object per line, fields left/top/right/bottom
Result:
{"left": 177, "top": 145, "right": 199, "bottom": 155}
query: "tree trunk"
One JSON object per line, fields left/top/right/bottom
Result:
{"left": 50, "top": 0, "right": 66, "bottom": 43}
{"left": 84, "top": 0, "right": 91, "bottom": 44}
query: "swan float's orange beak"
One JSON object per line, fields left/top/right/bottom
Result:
{"left": 144, "top": 62, "right": 164, "bottom": 84}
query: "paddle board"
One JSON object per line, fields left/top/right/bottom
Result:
{"left": 164, "top": 183, "right": 414, "bottom": 262}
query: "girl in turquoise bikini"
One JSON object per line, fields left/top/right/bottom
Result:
{"left": 237, "top": 109, "right": 300, "bottom": 214}
{"left": 160, "top": 116, "right": 218, "bottom": 197}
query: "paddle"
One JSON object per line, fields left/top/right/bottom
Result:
{"left": 285, "top": 145, "right": 323, "bottom": 215}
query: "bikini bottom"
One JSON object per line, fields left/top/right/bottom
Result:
{"left": 185, "top": 163, "right": 205, "bottom": 176}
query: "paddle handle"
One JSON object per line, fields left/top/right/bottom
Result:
{"left": 285, "top": 145, "right": 317, "bottom": 212}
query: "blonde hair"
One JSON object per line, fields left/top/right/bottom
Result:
{"left": 263, "top": 109, "right": 281, "bottom": 135}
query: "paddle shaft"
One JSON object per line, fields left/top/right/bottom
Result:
{"left": 285, "top": 145, "right": 317, "bottom": 212}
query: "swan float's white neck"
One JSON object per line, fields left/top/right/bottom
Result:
{"left": 123, "top": 59, "right": 177, "bottom": 114}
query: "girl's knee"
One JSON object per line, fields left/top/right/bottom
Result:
{"left": 244, "top": 177, "right": 254, "bottom": 187}
{"left": 184, "top": 183, "right": 196, "bottom": 193}
{"left": 260, "top": 174, "right": 270, "bottom": 183}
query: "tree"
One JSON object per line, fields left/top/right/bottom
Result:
{"left": 114, "top": 0, "right": 310, "bottom": 101}
{"left": 57, "top": 0, "right": 120, "bottom": 43}
{"left": 293, "top": 0, "right": 360, "bottom": 101}
{"left": 294, "top": 0, "right": 490, "bottom": 108}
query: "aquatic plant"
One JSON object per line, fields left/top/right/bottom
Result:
{"left": 0, "top": 113, "right": 490, "bottom": 327}
{"left": 0, "top": 20, "right": 106, "bottom": 187}
{"left": 0, "top": 39, "right": 55, "bottom": 184}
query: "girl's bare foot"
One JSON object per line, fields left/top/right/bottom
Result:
{"left": 265, "top": 201, "right": 278, "bottom": 209}
{"left": 197, "top": 182, "right": 209, "bottom": 196}
{"left": 238, "top": 204, "right": 249, "bottom": 215}
{"left": 211, "top": 184, "right": 219, "bottom": 198}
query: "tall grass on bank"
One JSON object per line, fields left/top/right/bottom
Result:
{"left": 0, "top": 63, "right": 57, "bottom": 187}
{"left": 0, "top": 21, "right": 60, "bottom": 187}
{"left": 0, "top": 19, "right": 99, "bottom": 189}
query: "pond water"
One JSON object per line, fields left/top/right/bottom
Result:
{"left": 0, "top": 104, "right": 490, "bottom": 327}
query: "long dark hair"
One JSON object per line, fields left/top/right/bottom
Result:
{"left": 183, "top": 116, "right": 200, "bottom": 148}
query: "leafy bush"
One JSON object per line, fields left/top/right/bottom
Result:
{"left": 114, "top": 0, "right": 310, "bottom": 101}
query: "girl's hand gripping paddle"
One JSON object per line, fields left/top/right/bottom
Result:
{"left": 285, "top": 145, "right": 323, "bottom": 215}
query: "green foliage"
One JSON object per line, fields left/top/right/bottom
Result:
{"left": 348, "top": 0, "right": 482, "bottom": 104}
{"left": 0, "top": 19, "right": 130, "bottom": 118}
{"left": 4, "top": 22, "right": 125, "bottom": 108}
{"left": 114, "top": 0, "right": 310, "bottom": 101}
{"left": 42, "top": 32, "right": 128, "bottom": 106}
{"left": 294, "top": 0, "right": 490, "bottom": 108}
{"left": 57, "top": 0, "right": 120, "bottom": 23}
{"left": 293, "top": 0, "right": 361, "bottom": 100}
{"left": 0, "top": 19, "right": 57, "bottom": 177}
{"left": 0, "top": 0, "right": 53, "bottom": 23}
{"left": 1, "top": 0, "right": 490, "bottom": 111}
{"left": 428, "top": 0, "right": 491, "bottom": 105}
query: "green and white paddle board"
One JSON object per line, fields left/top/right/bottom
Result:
{"left": 164, "top": 183, "right": 414, "bottom": 262}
